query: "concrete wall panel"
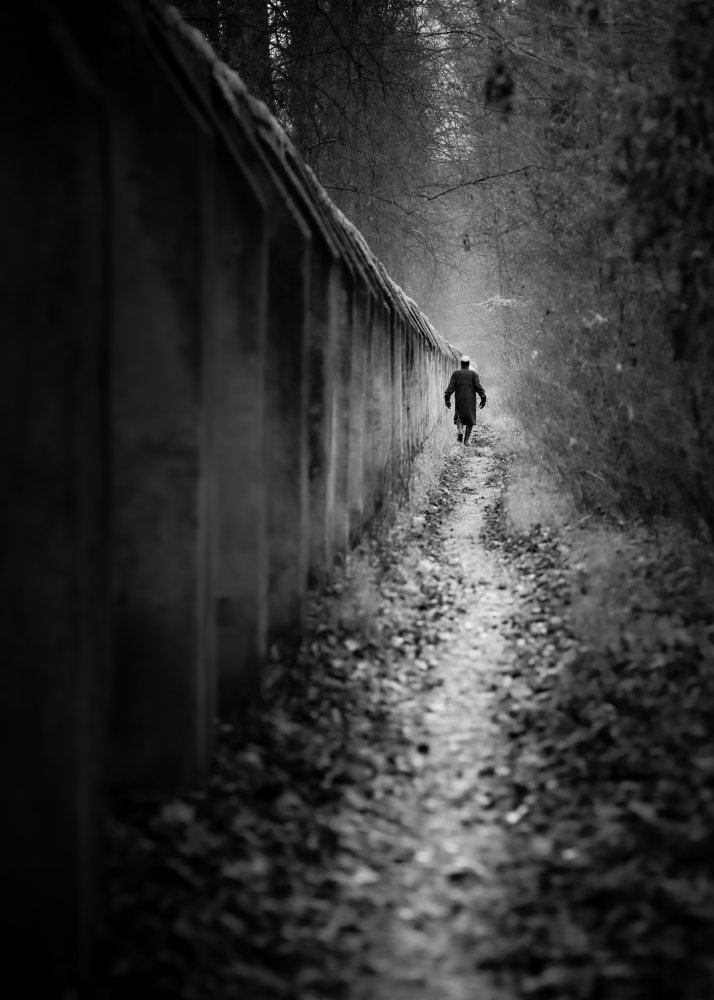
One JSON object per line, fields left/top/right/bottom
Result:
{"left": 212, "top": 146, "right": 268, "bottom": 706}
{"left": 369, "top": 302, "right": 390, "bottom": 513}
{"left": 307, "top": 251, "right": 338, "bottom": 588}
{"left": 392, "top": 317, "right": 405, "bottom": 479}
{"left": 330, "top": 269, "right": 353, "bottom": 558}
{"left": 109, "top": 30, "right": 214, "bottom": 786}
{"left": 348, "top": 284, "right": 369, "bottom": 545}
{"left": 360, "top": 298, "right": 377, "bottom": 525}
{"left": 264, "top": 220, "right": 311, "bottom": 641}
{"left": 0, "top": 19, "right": 107, "bottom": 984}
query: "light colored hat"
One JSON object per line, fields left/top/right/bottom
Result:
{"left": 460, "top": 354, "right": 471, "bottom": 363}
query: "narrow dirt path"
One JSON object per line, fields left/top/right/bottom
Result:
{"left": 344, "top": 437, "right": 518, "bottom": 1000}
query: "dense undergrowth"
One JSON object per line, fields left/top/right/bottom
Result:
{"left": 496, "top": 0, "right": 714, "bottom": 538}
{"left": 502, "top": 302, "right": 714, "bottom": 536}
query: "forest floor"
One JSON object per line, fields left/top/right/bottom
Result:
{"left": 101, "top": 423, "right": 714, "bottom": 1000}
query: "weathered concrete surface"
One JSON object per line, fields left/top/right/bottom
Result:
{"left": 0, "top": 14, "right": 107, "bottom": 984}
{"left": 212, "top": 147, "right": 268, "bottom": 705}
{"left": 347, "top": 285, "right": 369, "bottom": 545}
{"left": 109, "top": 16, "right": 216, "bottom": 788}
{"left": 307, "top": 252, "right": 338, "bottom": 588}
{"left": 330, "top": 270, "right": 354, "bottom": 559}
{"left": 263, "top": 215, "right": 311, "bottom": 641}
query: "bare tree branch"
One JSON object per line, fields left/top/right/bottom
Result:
{"left": 420, "top": 164, "right": 546, "bottom": 201}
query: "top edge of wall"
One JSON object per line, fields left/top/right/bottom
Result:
{"left": 150, "top": 0, "right": 459, "bottom": 356}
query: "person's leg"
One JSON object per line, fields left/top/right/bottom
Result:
{"left": 455, "top": 416, "right": 463, "bottom": 442}
{"left": 463, "top": 422, "right": 473, "bottom": 445}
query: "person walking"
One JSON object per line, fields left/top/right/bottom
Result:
{"left": 444, "top": 355, "right": 487, "bottom": 446}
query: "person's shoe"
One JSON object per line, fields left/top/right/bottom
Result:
{"left": 457, "top": 433, "right": 463, "bottom": 442}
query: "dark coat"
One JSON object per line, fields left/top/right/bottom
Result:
{"left": 444, "top": 368, "right": 487, "bottom": 425}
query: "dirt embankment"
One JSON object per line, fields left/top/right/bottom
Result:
{"left": 100, "top": 424, "right": 714, "bottom": 1000}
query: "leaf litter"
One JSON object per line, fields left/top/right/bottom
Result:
{"left": 100, "top": 425, "right": 714, "bottom": 1000}
{"left": 481, "top": 450, "right": 714, "bottom": 1000}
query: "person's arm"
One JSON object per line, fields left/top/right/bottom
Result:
{"left": 473, "top": 371, "right": 487, "bottom": 408}
{"left": 444, "top": 372, "right": 456, "bottom": 407}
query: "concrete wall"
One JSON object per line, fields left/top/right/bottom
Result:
{"left": 0, "top": 0, "right": 461, "bottom": 989}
